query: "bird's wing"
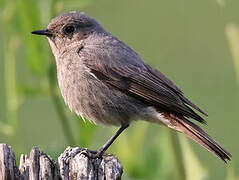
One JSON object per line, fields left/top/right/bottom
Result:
{"left": 83, "top": 57, "right": 207, "bottom": 124}
{"left": 144, "top": 64, "right": 208, "bottom": 116}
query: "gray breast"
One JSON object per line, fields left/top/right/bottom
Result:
{"left": 56, "top": 60, "right": 147, "bottom": 126}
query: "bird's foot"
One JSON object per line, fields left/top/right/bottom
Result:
{"left": 62, "top": 147, "right": 106, "bottom": 162}
{"left": 81, "top": 148, "right": 105, "bottom": 159}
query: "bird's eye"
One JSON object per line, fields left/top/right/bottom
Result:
{"left": 63, "top": 25, "right": 75, "bottom": 34}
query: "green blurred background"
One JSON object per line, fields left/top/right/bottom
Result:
{"left": 0, "top": 0, "right": 238, "bottom": 179}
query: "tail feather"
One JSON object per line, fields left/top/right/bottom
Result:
{"left": 167, "top": 116, "right": 231, "bottom": 163}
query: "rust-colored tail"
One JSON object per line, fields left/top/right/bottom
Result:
{"left": 167, "top": 116, "right": 231, "bottom": 163}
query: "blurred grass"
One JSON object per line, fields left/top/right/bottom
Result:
{"left": 0, "top": 0, "right": 238, "bottom": 180}
{"left": 17, "top": 0, "right": 48, "bottom": 75}
{"left": 179, "top": 135, "right": 207, "bottom": 180}
{"left": 225, "top": 23, "right": 239, "bottom": 180}
{"left": 1, "top": 1, "right": 19, "bottom": 145}
{"left": 225, "top": 24, "right": 239, "bottom": 85}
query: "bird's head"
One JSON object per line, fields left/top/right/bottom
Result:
{"left": 32, "top": 12, "right": 104, "bottom": 55}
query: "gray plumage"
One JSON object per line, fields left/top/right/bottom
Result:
{"left": 32, "top": 12, "right": 231, "bottom": 162}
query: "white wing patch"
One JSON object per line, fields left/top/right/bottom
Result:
{"left": 85, "top": 67, "right": 98, "bottom": 80}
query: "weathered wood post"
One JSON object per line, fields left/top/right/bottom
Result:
{"left": 0, "top": 144, "right": 123, "bottom": 180}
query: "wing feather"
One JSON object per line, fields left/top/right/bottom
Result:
{"left": 85, "top": 60, "right": 207, "bottom": 124}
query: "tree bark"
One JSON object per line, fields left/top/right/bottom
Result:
{"left": 0, "top": 144, "right": 123, "bottom": 180}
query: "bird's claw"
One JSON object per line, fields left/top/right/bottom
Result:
{"left": 81, "top": 148, "right": 104, "bottom": 159}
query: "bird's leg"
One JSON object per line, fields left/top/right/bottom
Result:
{"left": 89, "top": 124, "right": 129, "bottom": 159}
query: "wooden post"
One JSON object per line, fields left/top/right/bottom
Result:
{"left": 0, "top": 144, "right": 123, "bottom": 180}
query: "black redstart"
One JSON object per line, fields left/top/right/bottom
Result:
{"left": 32, "top": 12, "right": 231, "bottom": 162}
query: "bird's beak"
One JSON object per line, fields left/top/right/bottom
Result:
{"left": 31, "top": 29, "right": 52, "bottom": 36}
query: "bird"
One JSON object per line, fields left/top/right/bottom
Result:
{"left": 32, "top": 12, "right": 231, "bottom": 162}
